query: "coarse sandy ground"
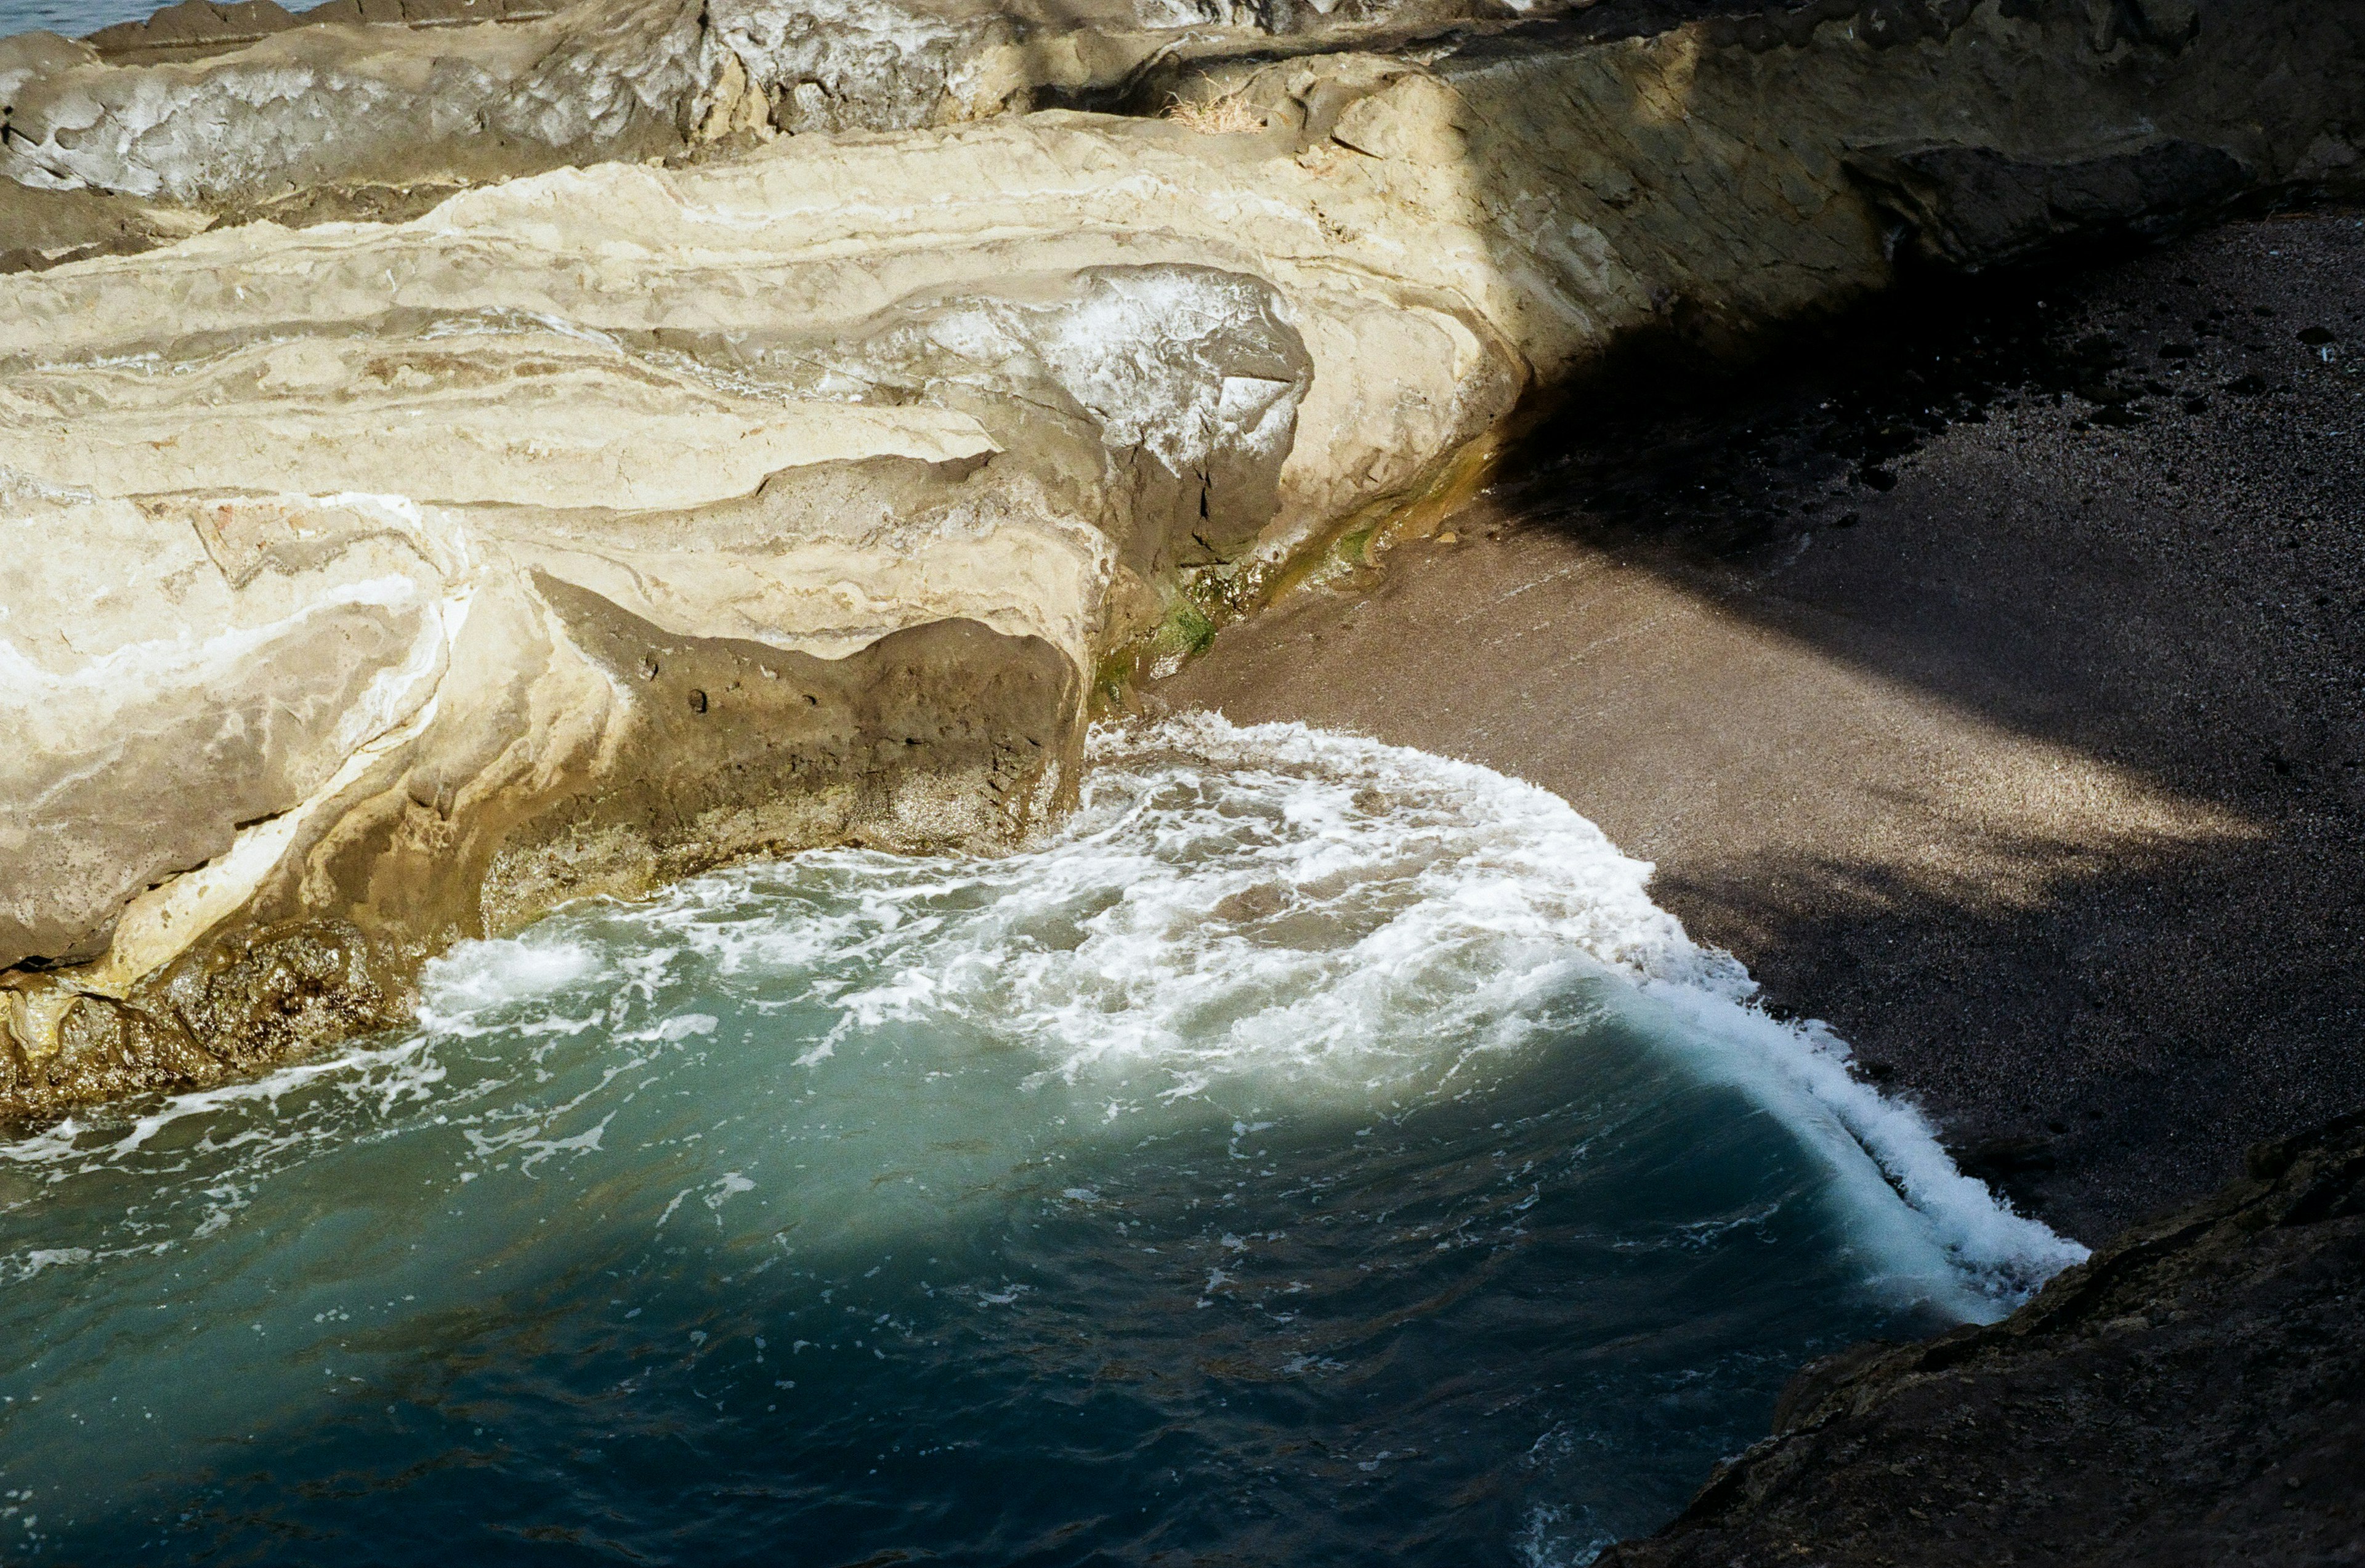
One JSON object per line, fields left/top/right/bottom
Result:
{"left": 1158, "top": 209, "right": 2365, "bottom": 1245}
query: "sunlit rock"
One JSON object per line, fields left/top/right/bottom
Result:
{"left": 0, "top": 0, "right": 2357, "bottom": 1112}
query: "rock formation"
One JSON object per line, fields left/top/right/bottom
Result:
{"left": 1, "top": 0, "right": 2359, "bottom": 1115}
{"left": 1598, "top": 1109, "right": 2365, "bottom": 1566}
{"left": 0, "top": 0, "right": 1537, "bottom": 214}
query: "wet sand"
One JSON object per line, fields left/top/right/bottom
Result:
{"left": 1158, "top": 211, "right": 2365, "bottom": 1243}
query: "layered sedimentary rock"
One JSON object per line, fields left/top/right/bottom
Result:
{"left": 6, "top": 0, "right": 2359, "bottom": 243}
{"left": 1599, "top": 1109, "right": 2365, "bottom": 1566}
{"left": 0, "top": 0, "right": 1541, "bottom": 216}
{"left": 0, "top": 0, "right": 711, "bottom": 205}
{"left": 1, "top": 0, "right": 2359, "bottom": 1115}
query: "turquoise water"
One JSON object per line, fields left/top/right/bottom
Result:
{"left": 0, "top": 719, "right": 2080, "bottom": 1564}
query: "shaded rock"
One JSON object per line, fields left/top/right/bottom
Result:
{"left": 1598, "top": 1109, "right": 2365, "bottom": 1566}
{"left": 0, "top": 171, "right": 212, "bottom": 272}
{"left": 1, "top": 0, "right": 1553, "bottom": 211}
{"left": 1848, "top": 140, "right": 2255, "bottom": 271}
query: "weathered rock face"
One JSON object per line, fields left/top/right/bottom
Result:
{"left": 0, "top": 140, "right": 1404, "bottom": 1113}
{"left": 1844, "top": 139, "right": 2258, "bottom": 272}
{"left": 1598, "top": 1109, "right": 2365, "bottom": 1566}
{"left": 6, "top": 0, "right": 2357, "bottom": 236}
{"left": 0, "top": 408, "right": 1092, "bottom": 1107}
{"left": 0, "top": 0, "right": 1546, "bottom": 214}
{"left": 1, "top": 0, "right": 2359, "bottom": 1117}
{"left": 0, "top": 0, "right": 713, "bottom": 204}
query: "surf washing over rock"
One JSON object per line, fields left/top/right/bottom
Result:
{"left": 1049, "top": 719, "right": 2084, "bottom": 1300}
{"left": 0, "top": 717, "right": 2079, "bottom": 1562}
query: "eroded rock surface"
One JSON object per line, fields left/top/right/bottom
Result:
{"left": 0, "top": 0, "right": 1542, "bottom": 219}
{"left": 0, "top": 0, "right": 711, "bottom": 206}
{"left": 1, "top": 0, "right": 2359, "bottom": 1115}
{"left": 1599, "top": 1109, "right": 2365, "bottom": 1566}
{"left": 4, "top": 0, "right": 2358, "bottom": 248}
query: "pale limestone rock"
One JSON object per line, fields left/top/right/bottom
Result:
{"left": 0, "top": 0, "right": 1542, "bottom": 210}
{"left": 0, "top": 0, "right": 715, "bottom": 203}
{"left": 1, "top": 0, "right": 2359, "bottom": 1114}
{"left": 0, "top": 331, "right": 1000, "bottom": 507}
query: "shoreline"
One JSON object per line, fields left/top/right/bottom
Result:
{"left": 1157, "top": 209, "right": 2365, "bottom": 1244}
{"left": 1, "top": 0, "right": 2359, "bottom": 1553}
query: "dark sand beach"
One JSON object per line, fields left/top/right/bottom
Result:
{"left": 1161, "top": 210, "right": 2365, "bottom": 1244}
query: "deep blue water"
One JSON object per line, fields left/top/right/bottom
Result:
{"left": 0, "top": 721, "right": 2078, "bottom": 1564}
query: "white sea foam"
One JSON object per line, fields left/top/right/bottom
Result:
{"left": 1038, "top": 716, "right": 2087, "bottom": 1306}
{"left": 412, "top": 713, "right": 2085, "bottom": 1311}
{"left": 5, "top": 714, "right": 2079, "bottom": 1315}
{"left": 0, "top": 713, "right": 2101, "bottom": 1559}
{"left": 417, "top": 937, "right": 602, "bottom": 1027}
{"left": 0, "top": 1030, "right": 445, "bottom": 1177}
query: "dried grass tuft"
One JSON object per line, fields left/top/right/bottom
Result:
{"left": 1165, "top": 93, "right": 1266, "bottom": 134}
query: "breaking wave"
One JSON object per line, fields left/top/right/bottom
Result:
{"left": 0, "top": 715, "right": 2080, "bottom": 1565}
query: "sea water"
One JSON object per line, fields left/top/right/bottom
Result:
{"left": 1, "top": 0, "right": 161, "bottom": 38}
{"left": 0, "top": 718, "right": 2082, "bottom": 1564}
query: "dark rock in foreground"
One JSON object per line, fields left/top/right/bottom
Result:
{"left": 1601, "top": 1110, "right": 2365, "bottom": 1566}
